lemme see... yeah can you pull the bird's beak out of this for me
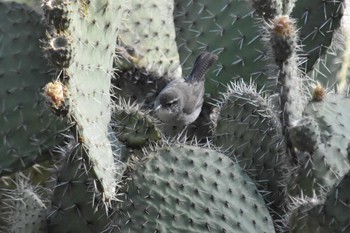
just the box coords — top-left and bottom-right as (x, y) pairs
(154, 105), (161, 111)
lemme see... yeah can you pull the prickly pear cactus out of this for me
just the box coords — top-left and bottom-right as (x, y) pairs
(287, 170), (350, 233)
(214, 81), (290, 221)
(2, 0), (42, 13)
(289, 93), (350, 196)
(115, 145), (276, 233)
(292, 0), (345, 73)
(43, 0), (129, 202)
(2, 0), (350, 232)
(113, 0), (182, 108)
(0, 179), (48, 233)
(112, 100), (161, 148)
(174, 0), (269, 98)
(116, 0), (182, 78)
(0, 1), (65, 176)
(47, 141), (114, 233)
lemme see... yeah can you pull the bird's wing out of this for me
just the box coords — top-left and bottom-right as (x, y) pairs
(182, 82), (205, 114)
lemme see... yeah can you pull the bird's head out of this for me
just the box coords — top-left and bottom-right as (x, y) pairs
(154, 89), (183, 122)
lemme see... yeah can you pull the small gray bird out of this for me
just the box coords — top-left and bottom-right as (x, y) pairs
(154, 52), (218, 125)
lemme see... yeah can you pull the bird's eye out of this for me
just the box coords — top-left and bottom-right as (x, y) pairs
(165, 102), (173, 107)
(169, 98), (178, 104)
(166, 99), (178, 107)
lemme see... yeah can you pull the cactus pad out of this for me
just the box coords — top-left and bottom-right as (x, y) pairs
(43, 0), (129, 201)
(0, 2), (65, 176)
(115, 145), (275, 233)
(214, 81), (290, 219)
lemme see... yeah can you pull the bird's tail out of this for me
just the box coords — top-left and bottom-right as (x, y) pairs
(187, 52), (218, 82)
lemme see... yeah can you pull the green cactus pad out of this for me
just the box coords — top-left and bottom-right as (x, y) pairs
(251, 0), (282, 20)
(47, 142), (113, 233)
(289, 117), (320, 153)
(0, 2), (65, 176)
(322, 172), (350, 232)
(2, 0), (42, 13)
(288, 171), (350, 233)
(174, 0), (269, 100)
(287, 151), (318, 197)
(286, 196), (324, 233)
(115, 145), (275, 233)
(307, 31), (346, 90)
(116, 0), (181, 78)
(298, 93), (350, 193)
(112, 101), (161, 148)
(267, 15), (306, 125)
(292, 0), (344, 73)
(113, 0), (181, 108)
(1, 181), (48, 233)
(43, 0), (129, 201)
(214, 81), (290, 219)
(290, 93), (350, 196)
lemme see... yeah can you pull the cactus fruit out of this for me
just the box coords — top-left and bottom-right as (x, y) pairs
(43, 81), (67, 110)
(115, 145), (276, 233)
(0, 1), (66, 176)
